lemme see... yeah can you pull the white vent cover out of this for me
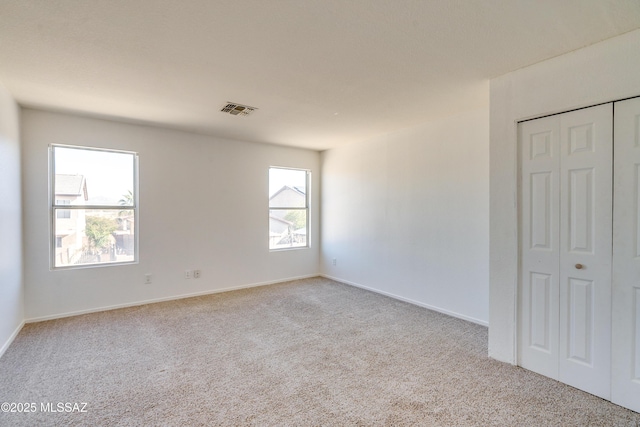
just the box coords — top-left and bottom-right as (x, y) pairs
(220, 102), (257, 116)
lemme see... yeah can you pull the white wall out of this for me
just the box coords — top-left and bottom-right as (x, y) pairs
(22, 109), (320, 320)
(0, 83), (23, 356)
(490, 29), (640, 363)
(321, 108), (490, 325)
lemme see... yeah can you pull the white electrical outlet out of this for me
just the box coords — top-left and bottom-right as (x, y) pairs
(193, 270), (201, 279)
(185, 270), (192, 279)
(145, 274), (152, 284)
(332, 258), (337, 266)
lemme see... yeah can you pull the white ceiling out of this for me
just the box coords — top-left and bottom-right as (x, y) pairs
(1, 1), (639, 151)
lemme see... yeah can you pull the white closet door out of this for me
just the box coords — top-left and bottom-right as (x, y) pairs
(519, 115), (560, 380)
(558, 104), (612, 400)
(520, 103), (612, 400)
(612, 97), (640, 412)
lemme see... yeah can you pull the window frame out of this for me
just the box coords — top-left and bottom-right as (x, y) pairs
(268, 166), (310, 251)
(49, 144), (139, 270)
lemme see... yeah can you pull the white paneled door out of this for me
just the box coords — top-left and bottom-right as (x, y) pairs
(519, 114), (560, 381)
(612, 97), (640, 413)
(519, 103), (613, 400)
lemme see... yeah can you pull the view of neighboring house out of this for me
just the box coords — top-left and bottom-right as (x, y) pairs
(114, 213), (135, 258)
(54, 174), (88, 265)
(269, 185), (307, 248)
(54, 174), (135, 266)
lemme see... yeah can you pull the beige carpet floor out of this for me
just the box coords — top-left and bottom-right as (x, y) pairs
(0, 277), (638, 426)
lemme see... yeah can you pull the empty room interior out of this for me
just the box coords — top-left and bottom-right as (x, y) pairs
(2, 1), (640, 425)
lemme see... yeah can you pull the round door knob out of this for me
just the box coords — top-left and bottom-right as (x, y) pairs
(575, 263), (584, 270)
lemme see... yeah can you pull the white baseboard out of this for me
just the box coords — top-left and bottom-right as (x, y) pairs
(23, 273), (487, 328)
(25, 274), (319, 324)
(0, 320), (25, 359)
(321, 274), (489, 327)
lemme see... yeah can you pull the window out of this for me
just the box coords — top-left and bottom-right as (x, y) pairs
(56, 199), (71, 218)
(269, 167), (309, 250)
(50, 145), (138, 268)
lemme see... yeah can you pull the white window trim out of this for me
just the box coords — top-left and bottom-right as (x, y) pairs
(49, 144), (140, 270)
(269, 166), (310, 251)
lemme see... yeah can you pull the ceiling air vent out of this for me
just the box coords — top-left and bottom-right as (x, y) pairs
(220, 102), (257, 117)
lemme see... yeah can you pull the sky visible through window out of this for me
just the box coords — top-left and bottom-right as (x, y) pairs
(269, 167), (306, 197)
(54, 146), (134, 205)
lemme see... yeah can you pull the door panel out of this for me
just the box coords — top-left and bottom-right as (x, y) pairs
(567, 277), (593, 364)
(531, 172), (552, 250)
(568, 168), (594, 253)
(530, 272), (552, 351)
(519, 116), (560, 379)
(612, 97), (640, 412)
(558, 104), (612, 400)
